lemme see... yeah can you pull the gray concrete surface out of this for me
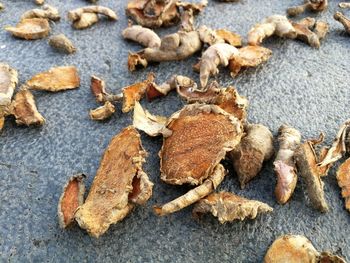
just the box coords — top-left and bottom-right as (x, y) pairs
(0, 0), (349, 262)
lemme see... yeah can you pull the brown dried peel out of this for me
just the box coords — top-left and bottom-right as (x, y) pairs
(215, 29), (242, 47)
(89, 101), (116, 121)
(334, 12), (350, 35)
(68, 6), (117, 29)
(154, 163), (226, 216)
(336, 158), (350, 212)
(192, 192), (273, 223)
(21, 4), (60, 21)
(274, 125), (301, 204)
(0, 63), (18, 107)
(58, 174), (86, 229)
(49, 34), (76, 54)
(122, 25), (161, 48)
(230, 123), (274, 189)
(74, 126), (153, 238)
(287, 0), (328, 17)
(146, 75), (177, 100)
(90, 75), (123, 103)
(5, 18), (50, 40)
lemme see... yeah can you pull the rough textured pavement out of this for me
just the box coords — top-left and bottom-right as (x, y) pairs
(0, 0), (350, 262)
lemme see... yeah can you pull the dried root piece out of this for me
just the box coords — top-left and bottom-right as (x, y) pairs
(229, 46), (272, 77)
(74, 126), (153, 238)
(336, 158), (350, 212)
(198, 25), (224, 46)
(274, 125), (301, 204)
(215, 29), (242, 47)
(154, 164), (226, 216)
(57, 174), (85, 229)
(0, 64), (18, 106)
(339, 2), (350, 9)
(68, 6), (117, 29)
(199, 43), (238, 88)
(334, 12), (350, 35)
(193, 192), (273, 223)
(49, 34), (76, 54)
(160, 104), (243, 185)
(291, 18), (320, 48)
(248, 15), (297, 46)
(73, 13), (99, 29)
(90, 75), (123, 103)
(294, 134), (329, 212)
(5, 18), (50, 40)
(122, 25), (161, 48)
(314, 20), (329, 41)
(176, 0), (208, 14)
(180, 9), (194, 32)
(89, 101), (115, 121)
(35, 0), (44, 5)
(230, 124), (274, 189)
(10, 89), (45, 126)
(21, 4), (60, 21)
(287, 0), (328, 17)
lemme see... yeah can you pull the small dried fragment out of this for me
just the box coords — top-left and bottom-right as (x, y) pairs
(291, 18), (320, 48)
(248, 15), (297, 46)
(334, 12), (350, 34)
(122, 25), (161, 48)
(198, 25), (224, 46)
(146, 75), (177, 100)
(294, 134), (329, 212)
(193, 192), (273, 223)
(199, 43), (239, 88)
(25, 66), (80, 92)
(128, 53), (148, 71)
(336, 158), (350, 212)
(89, 101), (115, 121)
(35, 0), (44, 5)
(72, 13), (99, 30)
(287, 0), (328, 17)
(57, 174), (86, 229)
(5, 18), (50, 40)
(314, 20), (329, 41)
(90, 75), (123, 103)
(180, 9), (194, 32)
(74, 126), (153, 238)
(215, 29), (242, 47)
(21, 4), (60, 21)
(176, 0), (208, 14)
(339, 2), (350, 9)
(230, 124), (274, 189)
(49, 34), (76, 54)
(68, 6), (117, 29)
(154, 164), (226, 216)
(274, 125), (301, 204)
(0, 64), (18, 106)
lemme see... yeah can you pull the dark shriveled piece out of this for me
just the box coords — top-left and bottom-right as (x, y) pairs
(5, 18), (50, 40)
(49, 34), (76, 54)
(336, 158), (350, 212)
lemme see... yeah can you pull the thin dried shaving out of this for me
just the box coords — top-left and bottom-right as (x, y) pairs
(89, 101), (116, 121)
(21, 4), (60, 21)
(122, 25), (161, 48)
(336, 158), (350, 212)
(90, 75), (123, 103)
(0, 63), (18, 106)
(5, 18), (50, 40)
(215, 29), (242, 47)
(49, 34), (76, 54)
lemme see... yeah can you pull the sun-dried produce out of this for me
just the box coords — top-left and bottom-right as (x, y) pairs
(90, 75), (123, 103)
(89, 101), (116, 121)
(35, 0), (44, 5)
(336, 158), (350, 212)
(193, 192), (273, 223)
(314, 20), (329, 41)
(339, 2), (350, 8)
(5, 18), (50, 40)
(160, 104), (243, 185)
(229, 45), (272, 77)
(230, 124), (274, 189)
(49, 34), (76, 54)
(68, 6), (117, 30)
(198, 25), (224, 46)
(294, 134), (329, 212)
(176, 0), (207, 14)
(287, 0), (328, 17)
(25, 66), (80, 92)
(291, 18), (320, 48)
(57, 174), (86, 229)
(154, 164), (226, 216)
(122, 25), (161, 48)
(0, 64), (18, 107)
(74, 126), (153, 238)
(146, 75), (177, 100)
(215, 29), (242, 47)
(199, 43), (238, 88)
(274, 125), (301, 204)
(21, 4), (60, 21)
(180, 9), (194, 32)
(334, 12), (350, 34)
(248, 15), (297, 46)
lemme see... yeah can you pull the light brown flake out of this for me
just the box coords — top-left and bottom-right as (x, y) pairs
(89, 101), (116, 121)
(215, 29), (242, 47)
(5, 18), (50, 40)
(90, 75), (123, 103)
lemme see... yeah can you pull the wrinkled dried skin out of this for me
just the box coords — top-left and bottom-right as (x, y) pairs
(314, 21), (329, 40)
(154, 164), (226, 216)
(21, 4), (60, 21)
(89, 101), (115, 121)
(287, 0), (328, 17)
(49, 34), (76, 54)
(292, 20), (320, 48)
(73, 13), (99, 29)
(25, 66), (80, 92)
(128, 52), (148, 71)
(122, 25), (161, 48)
(198, 25), (224, 46)
(274, 125), (301, 204)
(200, 43), (238, 88)
(10, 89), (45, 126)
(160, 104), (243, 185)
(230, 124), (274, 189)
(74, 127), (153, 238)
(5, 18), (50, 40)
(295, 135), (329, 212)
(68, 6), (117, 22)
(336, 158), (350, 212)
(229, 46), (272, 77)
(334, 12), (350, 34)
(0, 64), (18, 106)
(57, 174), (85, 229)
(215, 29), (242, 47)
(193, 192), (273, 223)
(128, 170), (154, 205)
(339, 2), (350, 9)
(90, 75), (123, 103)
(176, 0), (208, 14)
(180, 9), (194, 32)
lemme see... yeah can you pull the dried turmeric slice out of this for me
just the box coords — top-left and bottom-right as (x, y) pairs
(5, 18), (50, 40)
(336, 158), (350, 212)
(0, 63), (18, 106)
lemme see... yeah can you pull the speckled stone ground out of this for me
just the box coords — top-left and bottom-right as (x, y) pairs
(0, 0), (349, 262)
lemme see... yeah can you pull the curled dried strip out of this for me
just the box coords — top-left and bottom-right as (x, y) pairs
(25, 66), (80, 92)
(198, 25), (224, 46)
(199, 43), (238, 88)
(5, 18), (50, 40)
(90, 75), (123, 103)
(68, 6), (117, 29)
(57, 174), (86, 229)
(89, 101), (115, 121)
(146, 75), (177, 100)
(21, 4), (60, 21)
(193, 192), (273, 223)
(75, 126), (153, 238)
(274, 125), (301, 204)
(0, 64), (18, 106)
(295, 134), (329, 212)
(334, 12), (350, 34)
(291, 18), (320, 48)
(336, 158), (350, 212)
(339, 2), (350, 8)
(122, 25), (161, 48)
(230, 124), (274, 189)
(215, 29), (242, 47)
(154, 164), (226, 216)
(248, 15), (297, 46)
(49, 34), (76, 54)
(287, 0), (328, 17)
